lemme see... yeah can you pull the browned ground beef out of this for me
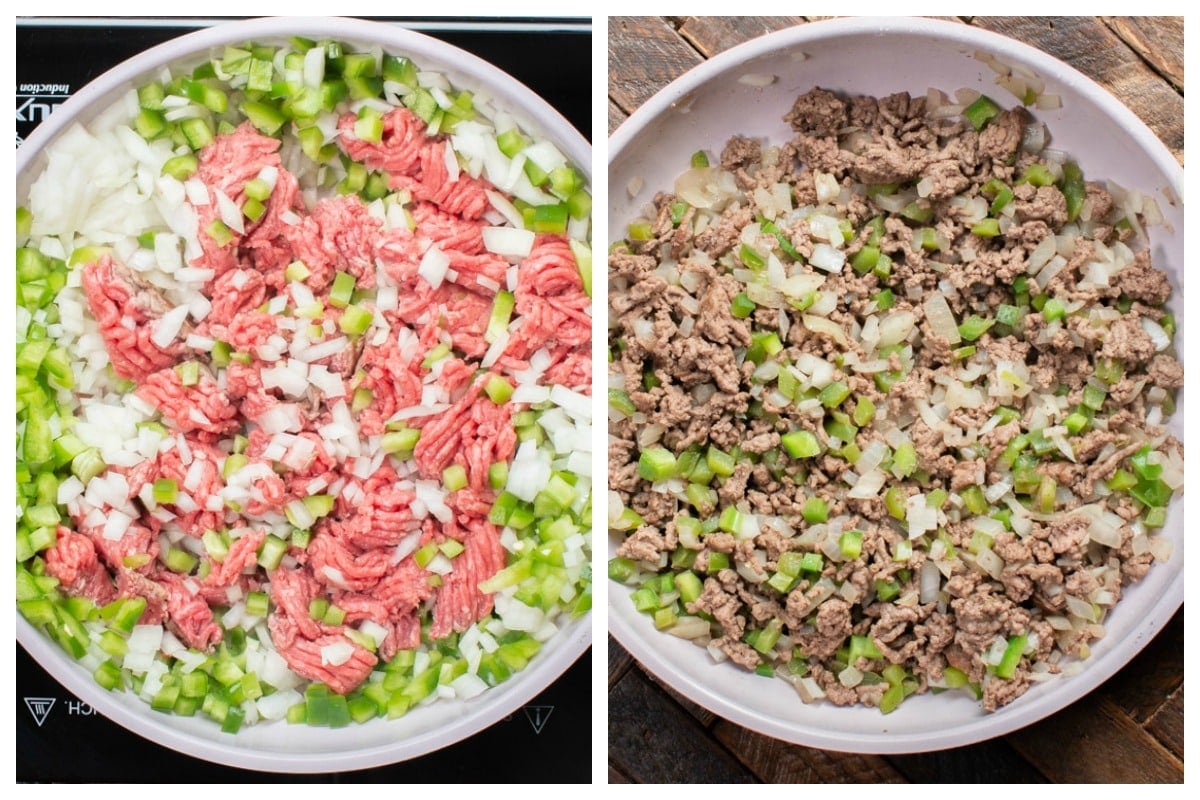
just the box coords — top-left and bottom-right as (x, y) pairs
(609, 86), (1182, 713)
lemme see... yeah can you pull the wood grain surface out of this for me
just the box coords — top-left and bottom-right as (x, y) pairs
(1103, 16), (1185, 91)
(607, 16), (1184, 784)
(968, 16), (1183, 162)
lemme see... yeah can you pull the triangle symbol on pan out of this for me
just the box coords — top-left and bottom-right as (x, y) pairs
(523, 704), (554, 734)
(24, 696), (56, 727)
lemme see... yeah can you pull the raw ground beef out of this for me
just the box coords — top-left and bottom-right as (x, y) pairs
(57, 103), (589, 698)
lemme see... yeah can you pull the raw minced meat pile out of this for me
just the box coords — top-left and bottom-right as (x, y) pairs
(17, 38), (592, 731)
(608, 86), (1181, 713)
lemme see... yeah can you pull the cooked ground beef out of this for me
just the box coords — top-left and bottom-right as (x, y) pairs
(610, 86), (1181, 714)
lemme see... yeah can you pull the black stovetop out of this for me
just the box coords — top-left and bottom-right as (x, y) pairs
(15, 16), (591, 783)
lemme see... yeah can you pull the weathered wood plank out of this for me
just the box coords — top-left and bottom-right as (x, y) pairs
(608, 635), (634, 690)
(713, 721), (907, 783)
(609, 667), (757, 783)
(1004, 696), (1182, 783)
(886, 739), (1049, 783)
(608, 16), (703, 117)
(1102, 17), (1184, 91)
(969, 16), (1183, 160)
(1095, 608), (1183, 724)
(609, 97), (628, 135)
(677, 16), (808, 59)
(1145, 686), (1183, 760)
(608, 765), (631, 784)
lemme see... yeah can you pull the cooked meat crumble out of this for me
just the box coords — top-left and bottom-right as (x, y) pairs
(608, 87), (1182, 713)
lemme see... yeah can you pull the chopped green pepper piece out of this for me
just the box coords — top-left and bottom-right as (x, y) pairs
(637, 447), (677, 482)
(730, 293), (756, 319)
(781, 430), (821, 459)
(1060, 161), (1086, 222)
(958, 315), (994, 342)
(1018, 163), (1055, 187)
(971, 218), (1001, 237)
(963, 94), (1002, 130)
(996, 634), (1028, 679)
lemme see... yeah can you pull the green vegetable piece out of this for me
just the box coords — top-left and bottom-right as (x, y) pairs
(165, 547), (198, 574)
(1130, 445), (1162, 481)
(567, 189), (592, 221)
(963, 94), (1002, 130)
(927, 488), (949, 509)
(690, 150), (709, 168)
(338, 304), (373, 336)
(1143, 506), (1167, 528)
(851, 245), (880, 275)
(745, 331), (782, 364)
(914, 227), (941, 251)
(971, 218), (1001, 237)
(875, 580), (901, 602)
(256, 534), (289, 571)
(329, 271), (356, 309)
(996, 304), (1023, 328)
(852, 396), (876, 427)
(960, 485), (988, 516)
(180, 117), (214, 149)
(1061, 161), (1086, 222)
(152, 478), (178, 505)
(175, 361), (200, 386)
(383, 54), (419, 87)
(531, 203), (568, 234)
(996, 634), (1028, 679)
(675, 571), (703, 604)
(705, 446), (736, 478)
(800, 552), (824, 573)
(1018, 163), (1055, 187)
(901, 201), (933, 224)
(759, 217), (804, 261)
(354, 107), (384, 143)
(781, 430), (821, 459)
(206, 219), (234, 247)
(669, 201), (689, 226)
(739, 243), (765, 270)
(891, 442), (917, 478)
(958, 315), (994, 342)
(819, 381), (851, 409)
(730, 293), (756, 319)
(637, 447), (677, 482)
(801, 497), (828, 524)
(880, 683), (906, 714)
(839, 530), (863, 559)
(718, 506), (743, 534)
(442, 464), (468, 492)
(1063, 411), (1090, 436)
(687, 551), (723, 579)
(990, 186), (1014, 215)
(776, 552), (805, 578)
(135, 108), (168, 140)
(138, 81), (166, 110)
(548, 165), (583, 200)
(496, 128), (530, 159)
(1036, 475), (1057, 514)
(242, 197), (266, 222)
(247, 57), (274, 92)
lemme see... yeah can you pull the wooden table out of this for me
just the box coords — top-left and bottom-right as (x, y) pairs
(607, 16), (1183, 784)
